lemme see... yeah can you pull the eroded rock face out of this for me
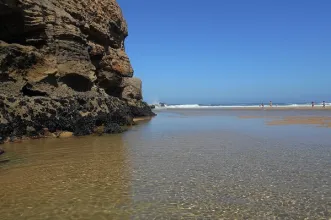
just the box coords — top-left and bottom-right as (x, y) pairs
(121, 77), (143, 101)
(0, 0), (154, 141)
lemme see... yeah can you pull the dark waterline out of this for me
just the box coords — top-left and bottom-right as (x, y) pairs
(0, 110), (330, 219)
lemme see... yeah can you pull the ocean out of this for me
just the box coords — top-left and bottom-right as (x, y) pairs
(153, 102), (331, 109)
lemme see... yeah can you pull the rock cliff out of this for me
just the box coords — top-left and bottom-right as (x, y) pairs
(0, 0), (154, 142)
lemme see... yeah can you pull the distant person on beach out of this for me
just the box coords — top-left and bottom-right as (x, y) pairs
(312, 101), (315, 108)
(261, 103), (264, 108)
(323, 101), (326, 108)
(269, 101), (272, 107)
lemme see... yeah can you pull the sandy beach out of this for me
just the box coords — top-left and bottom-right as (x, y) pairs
(157, 106), (331, 128)
(239, 115), (331, 127)
(267, 116), (331, 127)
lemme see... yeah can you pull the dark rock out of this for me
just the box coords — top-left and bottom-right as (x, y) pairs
(129, 100), (157, 117)
(0, 94), (154, 140)
(104, 123), (126, 134)
(73, 115), (96, 136)
(26, 126), (38, 137)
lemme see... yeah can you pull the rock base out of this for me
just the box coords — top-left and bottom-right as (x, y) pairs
(0, 94), (155, 143)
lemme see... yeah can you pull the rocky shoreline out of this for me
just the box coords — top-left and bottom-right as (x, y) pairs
(0, 0), (155, 147)
(0, 94), (154, 144)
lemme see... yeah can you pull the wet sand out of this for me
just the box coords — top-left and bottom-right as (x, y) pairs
(267, 116), (331, 127)
(133, 116), (154, 123)
(0, 109), (330, 219)
(239, 115), (331, 127)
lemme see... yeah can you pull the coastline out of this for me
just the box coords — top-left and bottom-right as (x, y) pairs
(156, 107), (331, 128)
(154, 106), (331, 111)
(227, 106), (331, 110)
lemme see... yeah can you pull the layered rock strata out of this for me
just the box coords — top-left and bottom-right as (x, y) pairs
(0, 0), (154, 142)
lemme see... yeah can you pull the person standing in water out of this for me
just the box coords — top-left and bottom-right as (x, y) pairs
(269, 101), (272, 107)
(323, 101), (326, 108)
(312, 101), (315, 108)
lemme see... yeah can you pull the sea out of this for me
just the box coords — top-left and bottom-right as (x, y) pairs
(153, 102), (331, 109)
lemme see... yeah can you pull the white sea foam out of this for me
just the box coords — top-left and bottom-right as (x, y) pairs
(152, 102), (330, 109)
(154, 104), (261, 109)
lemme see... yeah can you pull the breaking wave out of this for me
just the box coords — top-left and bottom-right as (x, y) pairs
(152, 102), (331, 109)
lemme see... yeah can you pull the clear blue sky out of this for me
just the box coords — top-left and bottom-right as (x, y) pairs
(117, 0), (331, 104)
